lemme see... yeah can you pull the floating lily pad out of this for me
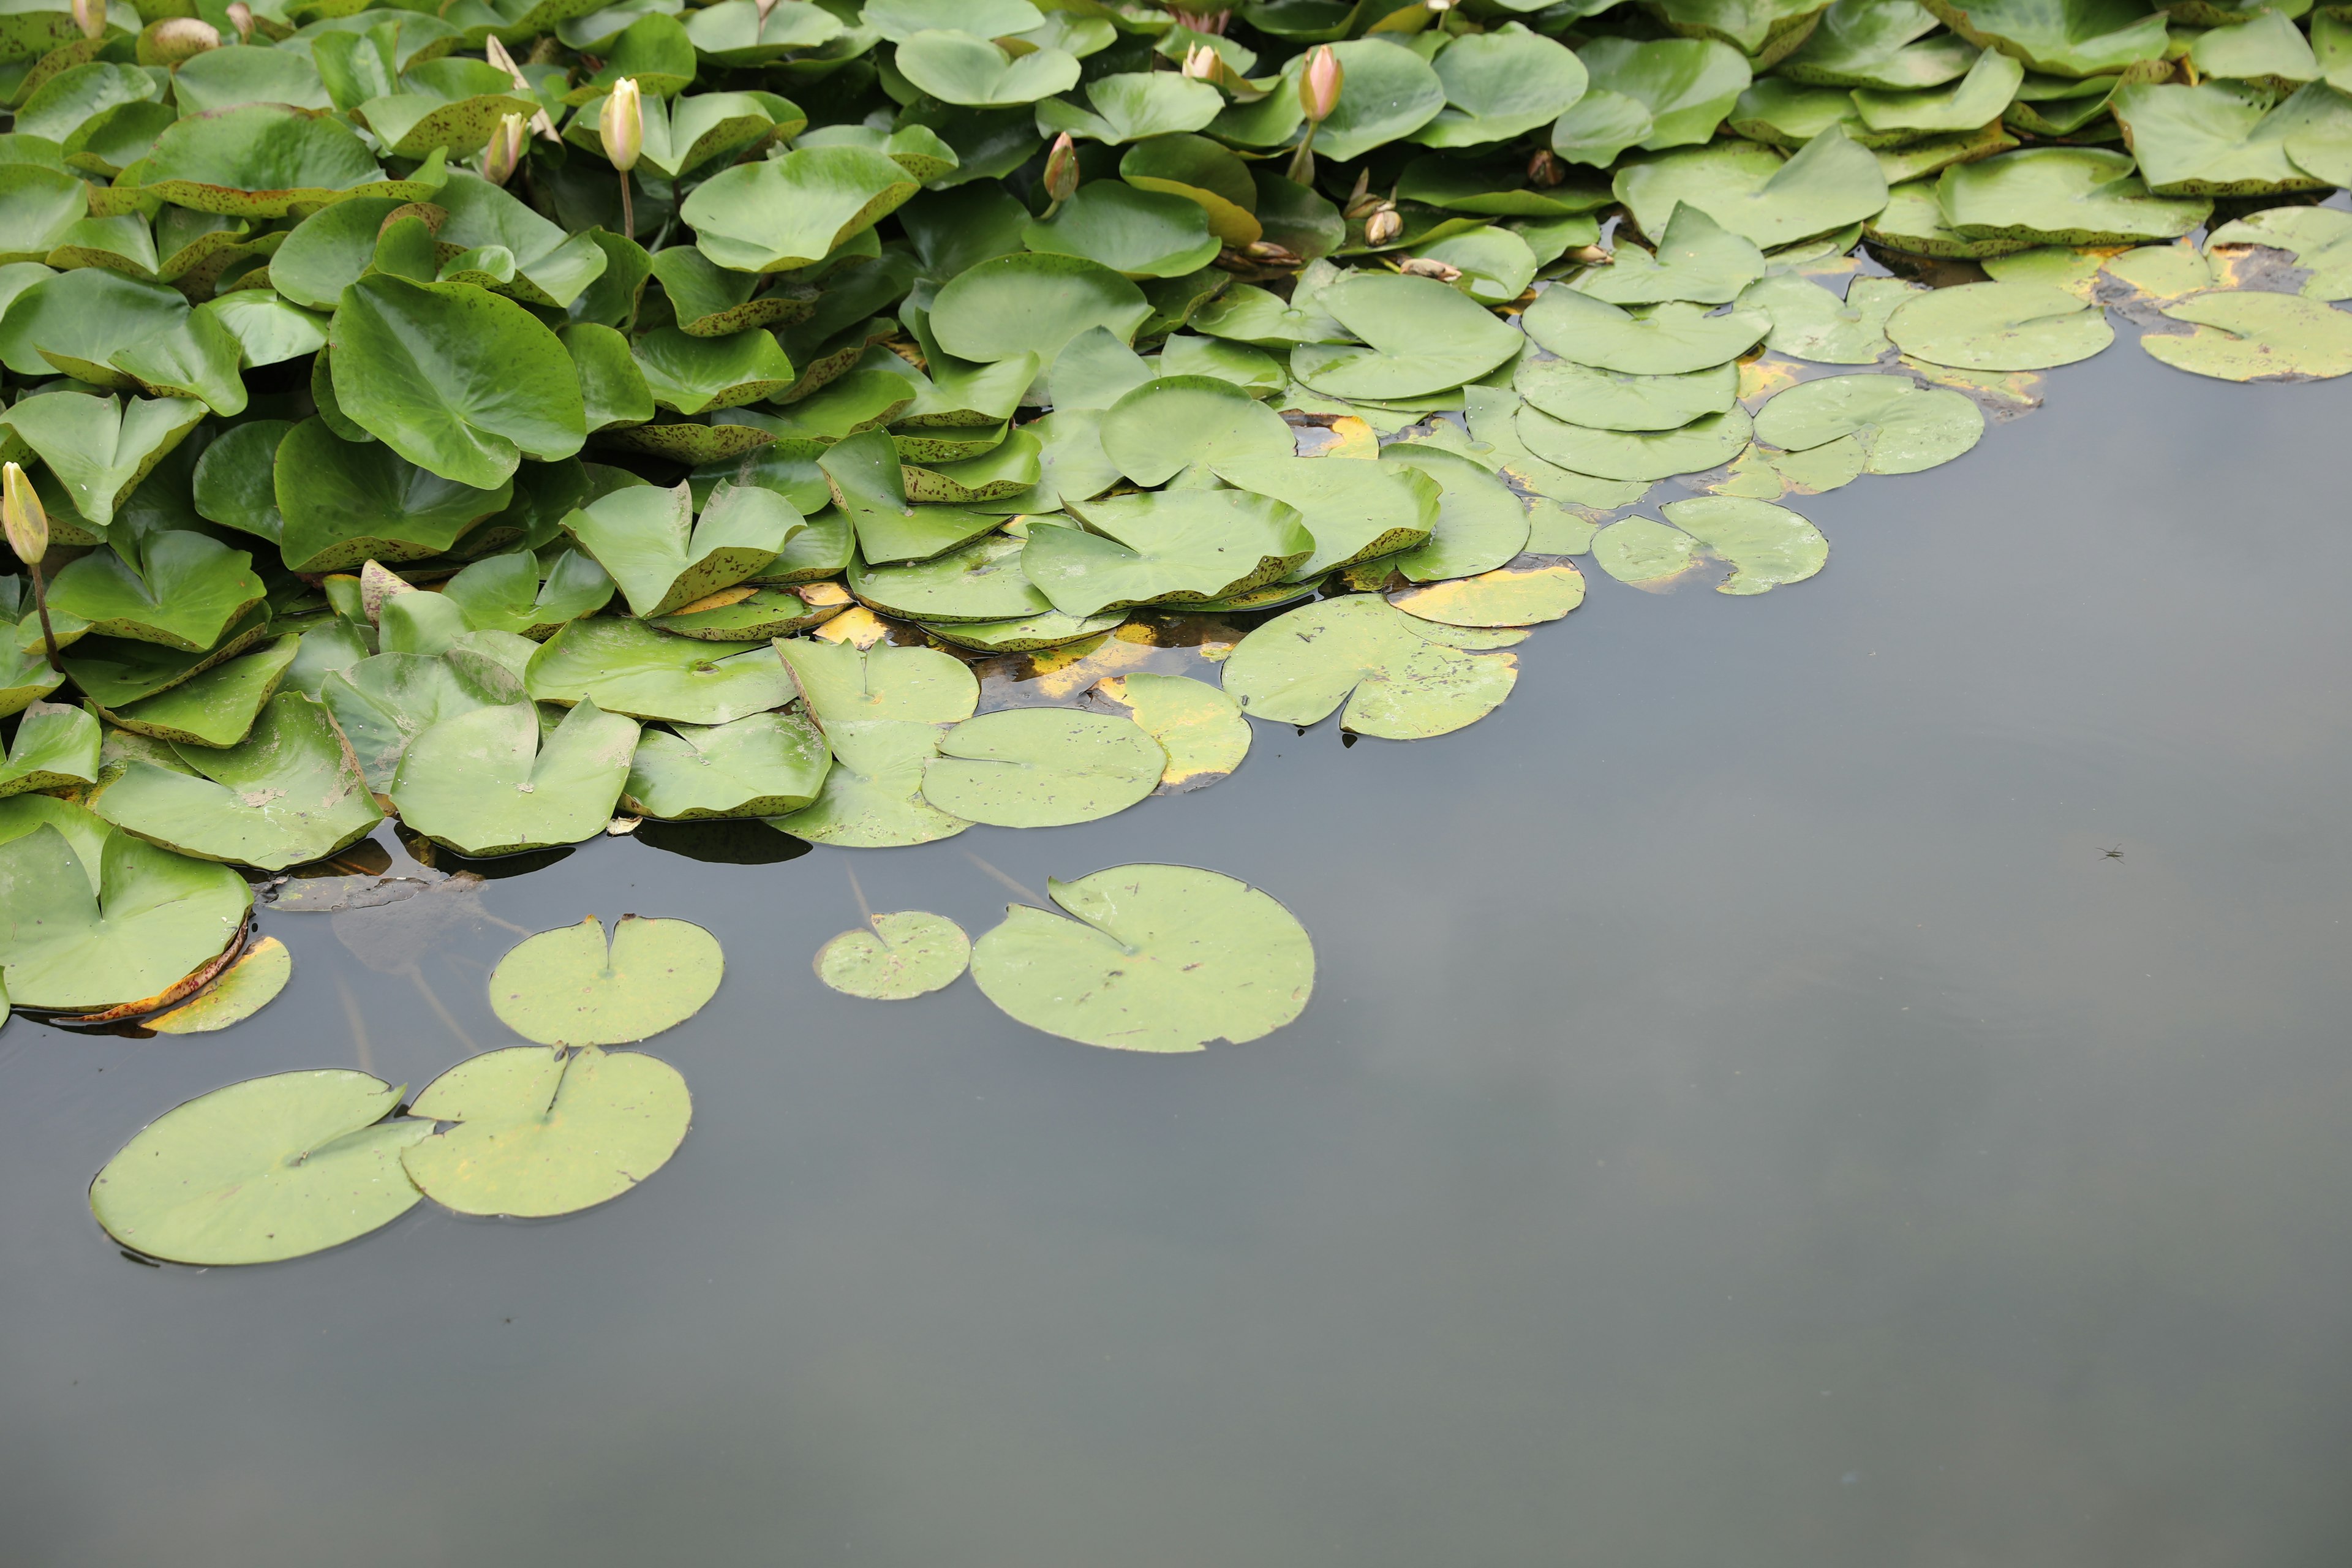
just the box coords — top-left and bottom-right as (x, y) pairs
(848, 530), (1049, 624)
(816, 911), (970, 1000)
(1517, 403), (1755, 481)
(1579, 36), (1754, 151)
(970, 864), (1313, 1052)
(1097, 375), (1295, 486)
(777, 635), (978, 726)
(0, 390), (205, 531)
(46, 529), (264, 653)
(2205, 205), (2352, 301)
(1376, 445), (1534, 581)
(2141, 290), (2352, 381)
(682, 146), (919, 274)
(1738, 272), (1918, 361)
(2109, 80), (2348, 197)
(1614, 128), (1889, 249)
(391, 699), (639, 858)
(0, 818), (250, 1011)
(1390, 560), (1587, 627)
(1221, 592), (1517, 739)
(565, 480), (797, 617)
(0, 702), (100, 797)
(1937, 146), (2211, 244)
(489, 913), (722, 1046)
(1212, 454), (1442, 579)
(623, 710), (830, 818)
(1517, 356), (1741, 431)
(1039, 69), (1226, 145)
(1418, 28), (1591, 149)
(1580, 203), (1765, 306)
(1085, 673), (1250, 791)
(402, 1043), (692, 1218)
(442, 549), (615, 639)
(1030, 489), (1313, 616)
(526, 617), (792, 725)
(1884, 278), (2113, 368)
(1784, 0), (1982, 89)
(928, 251), (1150, 368)
(1592, 514), (1704, 585)
(89, 1069), (426, 1265)
(1754, 372), (1985, 473)
(766, 718), (969, 847)
(1022, 179), (1220, 279)
(1289, 270), (1525, 398)
(1923, 0), (2168, 78)
(1523, 286), (1771, 374)
(1659, 494), (1829, 592)
(922, 707), (1163, 827)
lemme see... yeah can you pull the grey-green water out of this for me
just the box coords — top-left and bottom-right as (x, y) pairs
(7, 335), (2352, 1564)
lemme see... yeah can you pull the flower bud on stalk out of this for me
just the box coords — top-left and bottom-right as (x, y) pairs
(71, 0), (103, 40)
(481, 112), (525, 186)
(601, 77), (643, 236)
(1041, 131), (1078, 217)
(148, 17), (219, 62)
(225, 1), (252, 41)
(1289, 45), (1341, 184)
(1363, 207), (1402, 246)
(2, 464), (60, 673)
(1182, 42), (1217, 80)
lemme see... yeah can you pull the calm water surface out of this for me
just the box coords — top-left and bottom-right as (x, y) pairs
(6, 331), (2352, 1566)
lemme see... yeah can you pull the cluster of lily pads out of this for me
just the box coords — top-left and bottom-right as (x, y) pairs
(0, 0), (2345, 1256)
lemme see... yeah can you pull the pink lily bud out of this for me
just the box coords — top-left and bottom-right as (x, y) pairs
(600, 77), (643, 174)
(1, 463), (47, 567)
(481, 112), (525, 186)
(1300, 45), (1341, 124)
(1042, 131), (1079, 205)
(70, 0), (103, 40)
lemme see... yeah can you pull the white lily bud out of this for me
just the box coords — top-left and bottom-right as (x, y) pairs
(71, 0), (104, 40)
(225, 1), (252, 40)
(600, 77), (643, 174)
(2, 463), (47, 567)
(481, 112), (525, 186)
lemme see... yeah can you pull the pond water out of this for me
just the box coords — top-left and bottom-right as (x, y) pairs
(8, 325), (2352, 1566)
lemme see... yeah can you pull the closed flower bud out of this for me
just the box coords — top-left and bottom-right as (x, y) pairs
(225, 1), (252, 40)
(1182, 42), (1217, 80)
(1526, 148), (1565, 187)
(1363, 208), (1403, 246)
(71, 0), (103, 40)
(1300, 44), (1341, 123)
(147, 17), (219, 62)
(1042, 131), (1079, 204)
(2, 464), (48, 567)
(481, 112), (525, 186)
(600, 77), (643, 173)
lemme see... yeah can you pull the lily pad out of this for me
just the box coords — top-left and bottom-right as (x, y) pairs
(1099, 375), (1296, 486)
(1517, 356), (1741, 431)
(89, 1069), (426, 1265)
(1937, 145), (2210, 244)
(1579, 36), (1754, 150)
(1659, 494), (1829, 592)
(525, 618), (792, 725)
(1022, 180), (1221, 279)
(0, 817), (250, 1010)
(1220, 592), (1518, 740)
(1082, 673), (1251, 792)
(928, 251), (1150, 368)
(99, 633), (302, 749)
(489, 912), (722, 1046)
(273, 417), (513, 572)
(1883, 277), (2113, 368)
(922, 707), (1163, 827)
(1212, 454), (1442, 579)
(402, 1043), (692, 1218)
(2109, 80), (2352, 197)
(2140, 290), (2352, 380)
(1581, 203), (1765, 306)
(146, 934), (292, 1035)
(1029, 489), (1314, 616)
(1591, 514), (1704, 584)
(896, 29), (1079, 107)
(0, 390), (206, 530)
(1038, 69), (1226, 145)
(135, 104), (445, 217)
(1288, 270), (1525, 399)
(1524, 285), (1771, 374)
(1738, 271), (1918, 361)
(2205, 205), (2352, 301)
(970, 864), (1313, 1052)
(564, 480), (796, 618)
(682, 147), (919, 275)
(1755, 371), (1985, 474)
(622, 709), (830, 818)
(816, 910), (970, 1000)
(390, 698), (639, 857)
(765, 718), (968, 847)
(442, 548), (614, 639)
(1614, 127), (1890, 249)
(1418, 28), (1591, 149)
(1784, 0), (1982, 88)
(848, 530), (1049, 624)
(1517, 402), (1755, 481)
(46, 529), (263, 652)
(1390, 560), (1588, 627)
(819, 428), (1005, 565)
(0, 701), (99, 796)
(777, 635), (977, 726)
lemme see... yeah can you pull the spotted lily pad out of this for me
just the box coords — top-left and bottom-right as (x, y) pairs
(489, 913), (722, 1046)
(564, 480), (799, 617)
(765, 719), (969, 847)
(402, 1044), (692, 1217)
(1220, 592), (1518, 740)
(1098, 375), (1296, 486)
(1613, 128), (1890, 249)
(526, 618), (792, 725)
(144, 933), (292, 1035)
(816, 911), (971, 999)
(0, 703), (99, 797)
(1937, 146), (2211, 244)
(1085, 673), (1251, 791)
(1029, 489), (1314, 616)
(776, 635), (978, 726)
(921, 707), (1163, 827)
(2141, 291), (2352, 381)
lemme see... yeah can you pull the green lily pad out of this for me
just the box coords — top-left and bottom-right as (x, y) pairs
(2109, 80), (2351, 197)
(1516, 356), (1741, 431)
(765, 717), (969, 846)
(2141, 290), (2352, 380)
(1579, 36), (1754, 150)
(1922, 0), (2168, 77)
(137, 104), (447, 216)
(1523, 286), (1770, 373)
(928, 251), (1150, 368)
(1738, 271), (1919, 361)
(58, 606), (273, 710)
(442, 548), (615, 639)
(1851, 45), (2024, 140)
(0, 817), (249, 1010)
(1022, 180), (1221, 280)
(1191, 280), (1354, 348)
(563, 480), (797, 618)
(818, 428), (1005, 565)
(681, 147), (919, 275)
(390, 698), (639, 858)
(685, 0), (846, 65)
(622, 709), (830, 818)
(1083, 672), (1250, 791)
(816, 910), (970, 999)
(970, 863), (1313, 1052)
(777, 635), (977, 727)
(1099, 375), (1297, 486)
(402, 1043), (691, 1218)
(2206, 205), (2352, 301)
(432, 170), (616, 309)
(921, 707), (1163, 827)
(89, 1069), (426, 1265)
(1937, 145), (2211, 244)
(489, 912), (722, 1046)
(1120, 134), (1262, 245)
(902, 428), (1042, 503)
(631, 326), (796, 415)
(1417, 27), (1590, 149)
(0, 390), (205, 531)
(99, 633), (302, 748)
(272, 416), (513, 573)
(1884, 277), (2113, 368)
(1615, 127), (1890, 249)
(1754, 371), (1985, 474)
(1866, 173), (2033, 255)
(1387, 558), (1588, 627)
(1516, 402), (1755, 481)
(47, 529), (263, 652)
(90, 691), (382, 871)
(1028, 489), (1313, 616)
(848, 530), (1048, 623)
(564, 89), (800, 183)
(1288, 270), (1525, 398)
(895, 29), (1079, 107)
(525, 618), (792, 725)
(146, 933), (292, 1035)
(652, 584), (845, 640)
(1591, 514), (1704, 584)
(0, 701), (98, 796)
(1041, 69), (1225, 146)
(1212, 454), (1442, 579)
(1581, 203), (1765, 306)
(1784, 0), (1982, 88)
(1220, 591), (1518, 740)
(1659, 494), (1828, 592)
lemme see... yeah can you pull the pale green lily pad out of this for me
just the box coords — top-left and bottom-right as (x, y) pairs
(623, 710), (831, 818)
(145, 934), (292, 1035)
(777, 636), (977, 727)
(1937, 146), (2210, 245)
(1783, 0), (1982, 89)
(1099, 375), (1295, 486)
(1288, 271), (1525, 399)
(1884, 278), (2113, 368)
(894, 31), (1079, 108)
(0, 390), (206, 531)
(1613, 128), (1889, 249)
(1210, 454), (1442, 579)
(89, 1069), (426, 1265)
(0, 819), (251, 1011)
(489, 913), (722, 1046)
(924, 610), (1128, 653)
(565, 480), (797, 618)
(1865, 174), (2034, 256)
(1754, 372), (1985, 472)
(2141, 290), (2352, 380)
(1578, 36), (1754, 151)
(1517, 356), (1741, 431)
(526, 618), (792, 725)
(0, 701), (99, 796)
(403, 1044), (692, 1218)
(680, 146), (918, 274)
(766, 718), (969, 847)
(46, 530), (265, 653)
(631, 326), (797, 415)
(922, 707), (1163, 827)
(1417, 28), (1591, 149)
(1085, 673), (1250, 791)
(319, 646), (524, 792)
(1737, 273), (1919, 362)
(1581, 203), (1765, 306)
(1378, 445), (1534, 581)
(1038, 69), (1226, 145)
(442, 549), (616, 640)
(1390, 560), (1587, 627)
(816, 911), (970, 1000)
(1220, 592), (1517, 740)
(1922, 0), (2169, 77)
(2204, 206), (2352, 301)
(2108, 80), (2348, 197)
(1517, 403), (1755, 481)
(819, 428), (1005, 565)
(929, 251), (1150, 367)
(1852, 47), (2025, 139)
(970, 864), (1313, 1052)
(1030, 489), (1313, 616)
(1022, 180), (1220, 279)
(848, 530), (1050, 624)
(391, 699), (639, 858)
(1593, 515), (1704, 584)
(1523, 287), (1771, 374)
(1660, 494), (1829, 592)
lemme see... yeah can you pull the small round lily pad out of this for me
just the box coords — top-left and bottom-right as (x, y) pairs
(489, 914), (725, 1046)
(147, 935), (292, 1034)
(815, 911), (971, 999)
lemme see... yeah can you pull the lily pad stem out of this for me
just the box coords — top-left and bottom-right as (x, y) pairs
(26, 559), (58, 673)
(618, 170), (635, 241)
(1287, 126), (1317, 186)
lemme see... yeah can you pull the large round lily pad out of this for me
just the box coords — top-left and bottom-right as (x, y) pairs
(1884, 279), (2113, 369)
(1220, 592), (1518, 740)
(922, 707), (1164, 827)
(1753, 372), (1985, 472)
(402, 1044), (692, 1218)
(2141, 290), (2352, 381)
(1659, 496), (1830, 594)
(489, 913), (724, 1046)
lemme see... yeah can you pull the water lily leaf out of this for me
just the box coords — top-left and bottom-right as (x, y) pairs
(403, 1043), (690, 1218)
(561, 10), (696, 104)
(848, 530), (1049, 623)
(391, 698), (639, 857)
(47, 529), (263, 652)
(1581, 203), (1765, 305)
(1220, 591), (1517, 739)
(865, 0), (1042, 39)
(1037, 69), (1227, 145)
(2109, 80), (2352, 197)
(902, 428), (1041, 503)
(1592, 514), (1703, 584)
(929, 251), (1150, 368)
(0, 167), (89, 264)
(1850, 45), (2024, 140)
(525, 618), (791, 725)
(685, 0), (845, 65)
(1524, 286), (1771, 374)
(1072, 672), (1245, 791)
(776, 635), (976, 728)
(922, 706), (1163, 827)
(1022, 179), (1221, 279)
(1866, 172), (2032, 255)
(356, 67), (538, 162)
(652, 583), (844, 640)
(0, 701), (97, 796)
(319, 643), (526, 791)
(100, 634), (301, 748)
(1369, 445), (1534, 582)
(1188, 281), (1352, 349)
(58, 606), (272, 710)
(2141, 290), (2352, 380)
(1884, 277), (2113, 367)
(970, 863), (1313, 1052)
(0, 818), (249, 1009)
(1028, 489), (1313, 616)
(328, 271), (584, 491)
(622, 709), (829, 818)
(1783, 0), (1981, 87)
(1212, 454), (1442, 579)
(566, 89), (799, 182)
(1580, 36), (1752, 149)
(1292, 37), (1447, 161)
(1615, 127), (1888, 248)
(816, 428), (1004, 566)
(0, 390), (204, 530)
(270, 418), (502, 571)
(1416, 27), (1589, 149)
(564, 480), (796, 617)
(1754, 371), (1985, 470)
(2000, 65), (2119, 134)
(146, 933), (292, 1034)
(1922, 0), (2168, 77)
(2185, 9), (2315, 91)
(2205, 205), (2352, 300)
(431, 170), (612, 309)
(89, 1069), (425, 1265)
(765, 717), (968, 846)
(1660, 494), (1829, 592)
(1390, 558), (1588, 627)
(1551, 86), (1659, 167)
(1158, 333), (1285, 397)
(1937, 145), (2210, 244)
(816, 910), (969, 999)
(172, 42), (331, 115)
(488, 911), (720, 1046)
(682, 148), (919, 275)
(90, 691), (382, 870)
(1289, 270), (1524, 398)
(0, 266), (188, 385)
(895, 29), (1079, 107)
(1120, 134), (1261, 245)
(1517, 402), (1755, 481)
(137, 104), (447, 217)
(1737, 271), (1919, 361)
(1099, 375), (1295, 486)
(1517, 355), (1741, 430)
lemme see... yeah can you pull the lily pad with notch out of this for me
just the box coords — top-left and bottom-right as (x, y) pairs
(921, 707), (1163, 827)
(1660, 494), (1829, 592)
(1220, 592), (1518, 741)
(816, 911), (970, 1000)
(1027, 489), (1314, 617)
(1884, 277), (2113, 368)
(391, 698), (640, 858)
(1523, 286), (1771, 374)
(622, 709), (830, 818)
(0, 814), (251, 1011)
(488, 912), (722, 1046)
(402, 1043), (692, 1218)
(2140, 290), (2352, 380)
(526, 618), (792, 725)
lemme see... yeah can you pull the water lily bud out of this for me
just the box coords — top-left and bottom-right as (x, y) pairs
(1526, 148), (1565, 187)
(71, 0), (103, 40)
(1042, 132), (1079, 205)
(225, 1), (252, 40)
(1363, 208), (1403, 246)
(148, 17), (219, 61)
(1300, 45), (1341, 124)
(600, 77), (643, 173)
(481, 112), (525, 186)
(358, 560), (415, 625)
(1427, 0), (1454, 10)
(1398, 256), (1461, 281)
(2, 464), (47, 567)
(1182, 42), (1218, 80)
